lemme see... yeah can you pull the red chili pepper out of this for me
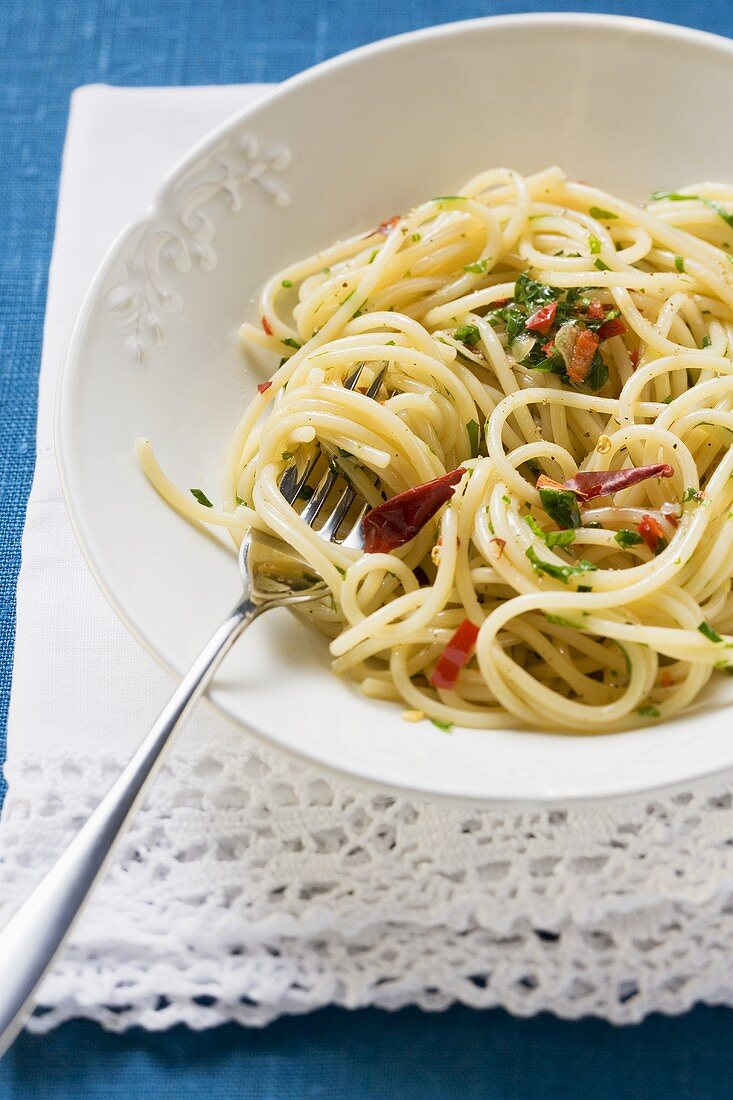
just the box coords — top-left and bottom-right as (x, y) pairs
(638, 513), (667, 554)
(490, 537), (506, 557)
(430, 618), (480, 690)
(525, 301), (557, 334)
(490, 298), (511, 309)
(376, 215), (401, 235)
(597, 318), (627, 341)
(542, 339), (555, 355)
(361, 468), (466, 553)
(567, 329), (600, 383)
(563, 463), (674, 501)
(257, 381), (272, 395)
(537, 473), (582, 496)
(261, 316), (273, 336)
(587, 298), (604, 320)
(630, 349), (639, 369)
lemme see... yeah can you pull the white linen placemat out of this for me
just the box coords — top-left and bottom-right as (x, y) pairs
(4, 84), (733, 1032)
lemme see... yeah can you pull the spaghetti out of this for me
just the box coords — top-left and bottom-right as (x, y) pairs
(137, 166), (733, 733)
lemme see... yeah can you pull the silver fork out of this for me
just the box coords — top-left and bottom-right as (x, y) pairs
(0, 364), (385, 1055)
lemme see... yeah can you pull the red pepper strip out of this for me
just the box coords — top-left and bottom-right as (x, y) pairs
(597, 318), (627, 341)
(257, 381), (272, 394)
(376, 215), (401, 235)
(630, 349), (639, 369)
(542, 339), (555, 355)
(638, 513), (667, 553)
(525, 301), (557, 334)
(587, 298), (604, 320)
(361, 468), (466, 554)
(536, 473), (589, 499)
(563, 463), (674, 501)
(567, 329), (600, 383)
(261, 316), (273, 336)
(430, 618), (480, 690)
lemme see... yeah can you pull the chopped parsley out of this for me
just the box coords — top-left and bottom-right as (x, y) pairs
(281, 451), (295, 461)
(637, 705), (661, 718)
(454, 323), (481, 347)
(682, 487), (704, 503)
(411, 232), (421, 242)
(430, 718), (454, 731)
(525, 545), (598, 584)
(526, 514), (577, 548)
(487, 276), (611, 392)
(589, 206), (618, 220)
(702, 335), (712, 348)
(368, 249), (379, 263)
(594, 258), (610, 272)
(539, 487), (582, 530)
(466, 419), (481, 457)
(588, 234), (602, 255)
(464, 258), (489, 275)
(698, 620), (723, 643)
(282, 337), (301, 349)
(190, 488), (213, 508)
(674, 256), (685, 273)
(614, 529), (644, 548)
(281, 278), (293, 287)
(235, 495), (246, 507)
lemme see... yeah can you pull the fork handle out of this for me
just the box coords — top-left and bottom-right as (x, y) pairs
(0, 594), (264, 1055)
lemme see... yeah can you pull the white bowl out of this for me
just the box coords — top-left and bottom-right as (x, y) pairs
(58, 14), (733, 805)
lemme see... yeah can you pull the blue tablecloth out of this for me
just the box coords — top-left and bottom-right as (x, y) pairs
(2, 1), (733, 1095)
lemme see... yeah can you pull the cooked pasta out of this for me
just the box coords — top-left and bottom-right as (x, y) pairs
(137, 165), (733, 733)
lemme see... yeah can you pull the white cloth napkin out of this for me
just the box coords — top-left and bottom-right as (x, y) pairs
(4, 85), (733, 1033)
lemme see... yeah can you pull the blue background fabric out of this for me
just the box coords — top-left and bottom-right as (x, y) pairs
(2, 1), (733, 1095)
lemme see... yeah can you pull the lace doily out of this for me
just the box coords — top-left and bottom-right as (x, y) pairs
(2, 745), (733, 1031)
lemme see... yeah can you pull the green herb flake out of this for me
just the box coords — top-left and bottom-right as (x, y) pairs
(702, 335), (712, 348)
(674, 256), (685, 273)
(525, 545), (598, 584)
(594, 258), (610, 272)
(466, 419), (480, 457)
(614, 529), (644, 548)
(235, 495), (246, 507)
(281, 278), (293, 287)
(577, 584), (593, 593)
(501, 494), (511, 505)
(281, 451), (295, 461)
(282, 337), (301, 349)
(682, 487), (704, 503)
(525, 514), (577, 547)
(190, 488), (213, 508)
(385, 339), (396, 346)
(637, 705), (661, 718)
(368, 249), (379, 263)
(539, 487), (582, 530)
(699, 620), (723, 643)
(589, 206), (618, 220)
(454, 323), (481, 347)
(588, 234), (602, 255)
(430, 718), (454, 732)
(432, 195), (463, 202)
(464, 258), (489, 275)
